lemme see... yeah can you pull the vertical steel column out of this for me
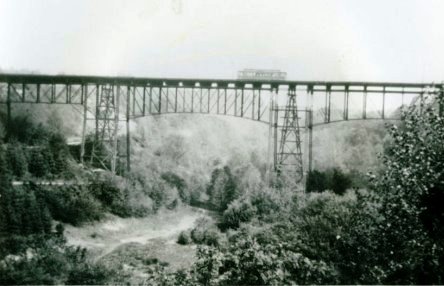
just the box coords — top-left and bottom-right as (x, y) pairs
(273, 87), (279, 170)
(363, 85), (367, 119)
(36, 83), (40, 103)
(158, 86), (162, 113)
(174, 87), (178, 113)
(94, 84), (100, 144)
(382, 86), (386, 119)
(252, 89), (256, 119)
(258, 89), (262, 120)
(266, 87), (275, 186)
(224, 88), (227, 115)
(307, 86), (314, 173)
(149, 86), (153, 114)
(80, 84), (88, 164)
(241, 88), (244, 117)
(199, 87), (203, 113)
(207, 88), (210, 113)
(182, 87), (186, 112)
(51, 84), (55, 103)
(234, 89), (238, 116)
(132, 85), (136, 116)
(142, 86), (146, 116)
(66, 84), (71, 104)
(191, 86), (194, 113)
(344, 85), (349, 120)
(22, 83), (26, 102)
(217, 88), (220, 114)
(165, 87), (169, 112)
(111, 85), (120, 174)
(325, 85), (330, 123)
(126, 85), (131, 173)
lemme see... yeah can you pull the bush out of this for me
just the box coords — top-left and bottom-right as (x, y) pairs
(306, 168), (352, 195)
(330, 168), (352, 195)
(221, 199), (256, 229)
(161, 172), (188, 203)
(0, 237), (113, 285)
(306, 170), (328, 192)
(190, 218), (222, 247)
(39, 185), (103, 226)
(177, 231), (192, 245)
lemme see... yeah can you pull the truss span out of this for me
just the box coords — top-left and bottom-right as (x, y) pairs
(0, 73), (442, 183)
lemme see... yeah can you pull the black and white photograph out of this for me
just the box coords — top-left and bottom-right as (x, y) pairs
(0, 0), (444, 284)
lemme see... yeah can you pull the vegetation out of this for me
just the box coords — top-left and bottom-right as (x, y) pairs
(2, 96), (444, 284)
(148, 97), (444, 284)
(306, 167), (354, 194)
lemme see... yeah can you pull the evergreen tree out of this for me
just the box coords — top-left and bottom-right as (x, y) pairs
(329, 168), (351, 195)
(28, 149), (50, 178)
(306, 170), (328, 192)
(207, 166), (238, 211)
(6, 142), (28, 179)
(48, 132), (69, 175)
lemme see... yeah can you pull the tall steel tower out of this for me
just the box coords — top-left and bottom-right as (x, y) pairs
(275, 87), (304, 183)
(90, 85), (120, 173)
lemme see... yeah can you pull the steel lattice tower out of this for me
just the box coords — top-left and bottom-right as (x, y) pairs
(276, 87), (304, 183)
(91, 85), (120, 173)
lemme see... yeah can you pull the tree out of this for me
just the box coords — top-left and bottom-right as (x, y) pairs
(48, 132), (69, 175)
(368, 97), (444, 284)
(329, 168), (351, 195)
(28, 149), (50, 178)
(306, 170), (328, 192)
(6, 141), (28, 178)
(207, 166), (238, 211)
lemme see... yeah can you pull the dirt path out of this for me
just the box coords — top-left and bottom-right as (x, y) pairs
(64, 206), (210, 262)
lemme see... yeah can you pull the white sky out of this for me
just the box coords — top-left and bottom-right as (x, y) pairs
(0, 0), (443, 82)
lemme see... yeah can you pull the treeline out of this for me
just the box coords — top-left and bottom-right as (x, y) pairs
(1, 115), (71, 179)
(306, 168), (368, 194)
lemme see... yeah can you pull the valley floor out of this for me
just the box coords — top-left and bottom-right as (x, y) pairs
(64, 206), (212, 281)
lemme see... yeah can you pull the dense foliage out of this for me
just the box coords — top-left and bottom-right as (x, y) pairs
(2, 96), (444, 284)
(146, 96), (444, 285)
(306, 167), (355, 194)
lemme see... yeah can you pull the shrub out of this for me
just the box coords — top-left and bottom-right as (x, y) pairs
(306, 168), (352, 194)
(221, 199), (256, 229)
(330, 168), (352, 195)
(39, 185), (103, 226)
(0, 237), (113, 285)
(177, 231), (191, 245)
(190, 218), (221, 247)
(306, 170), (328, 192)
(161, 172), (188, 202)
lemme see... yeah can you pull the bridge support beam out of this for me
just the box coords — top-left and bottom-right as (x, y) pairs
(273, 86), (304, 185)
(80, 84), (88, 164)
(126, 85), (131, 173)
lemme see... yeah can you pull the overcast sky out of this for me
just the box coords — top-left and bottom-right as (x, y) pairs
(0, 0), (443, 82)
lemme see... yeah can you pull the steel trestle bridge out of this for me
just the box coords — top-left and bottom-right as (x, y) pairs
(0, 74), (442, 183)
